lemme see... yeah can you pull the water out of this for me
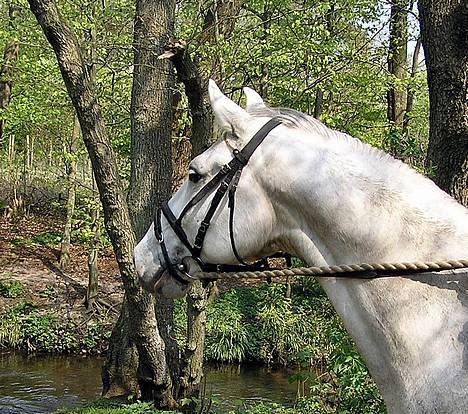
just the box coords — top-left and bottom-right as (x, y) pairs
(0, 353), (103, 413)
(0, 353), (301, 413)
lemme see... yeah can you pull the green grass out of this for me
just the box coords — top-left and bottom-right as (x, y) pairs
(56, 400), (177, 414)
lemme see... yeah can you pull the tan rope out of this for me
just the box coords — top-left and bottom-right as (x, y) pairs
(194, 259), (468, 281)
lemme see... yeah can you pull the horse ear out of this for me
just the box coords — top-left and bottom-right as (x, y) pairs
(208, 79), (250, 133)
(243, 87), (265, 111)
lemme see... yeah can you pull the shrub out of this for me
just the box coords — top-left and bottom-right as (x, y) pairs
(0, 302), (111, 354)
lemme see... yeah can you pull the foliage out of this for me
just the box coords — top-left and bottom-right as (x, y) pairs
(0, 302), (111, 354)
(229, 402), (298, 414)
(177, 279), (385, 412)
(205, 289), (256, 362)
(175, 0), (428, 168)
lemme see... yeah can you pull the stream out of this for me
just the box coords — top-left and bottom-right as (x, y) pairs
(0, 352), (303, 413)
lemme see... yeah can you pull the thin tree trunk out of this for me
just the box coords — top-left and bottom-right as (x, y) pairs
(177, 280), (210, 400)
(313, 88), (324, 120)
(23, 134), (30, 196)
(161, 41), (213, 157)
(387, 0), (409, 127)
(86, 188), (100, 310)
(418, 0), (468, 206)
(202, 0), (242, 84)
(60, 115), (79, 270)
(259, 6), (271, 99)
(27, 0), (175, 407)
(403, 36), (422, 133)
(160, 41), (215, 400)
(0, 5), (21, 146)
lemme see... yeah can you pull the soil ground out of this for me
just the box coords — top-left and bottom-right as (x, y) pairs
(0, 210), (284, 331)
(0, 211), (122, 325)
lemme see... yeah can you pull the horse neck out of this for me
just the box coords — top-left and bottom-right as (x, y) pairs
(265, 130), (468, 264)
(261, 130), (468, 413)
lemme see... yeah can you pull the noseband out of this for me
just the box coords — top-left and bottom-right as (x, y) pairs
(154, 118), (283, 285)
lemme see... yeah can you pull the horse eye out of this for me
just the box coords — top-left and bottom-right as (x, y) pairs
(189, 171), (202, 183)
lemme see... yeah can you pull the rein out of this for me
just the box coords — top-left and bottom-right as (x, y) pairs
(154, 118), (286, 285)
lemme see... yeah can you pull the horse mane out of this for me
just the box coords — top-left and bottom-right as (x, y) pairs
(248, 105), (468, 225)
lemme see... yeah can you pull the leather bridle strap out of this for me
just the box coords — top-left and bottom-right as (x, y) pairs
(155, 118), (282, 279)
(228, 170), (249, 265)
(154, 208), (197, 285)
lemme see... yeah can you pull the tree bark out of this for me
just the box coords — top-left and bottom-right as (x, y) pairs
(0, 4), (21, 146)
(125, 0), (181, 405)
(418, 0), (468, 206)
(86, 199), (100, 309)
(387, 0), (409, 127)
(127, 0), (175, 241)
(202, 0), (243, 83)
(177, 280), (211, 400)
(161, 41), (213, 158)
(403, 36), (422, 133)
(159, 41), (216, 401)
(27, 0), (175, 407)
(60, 115), (79, 270)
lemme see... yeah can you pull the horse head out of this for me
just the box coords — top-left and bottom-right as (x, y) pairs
(134, 80), (286, 298)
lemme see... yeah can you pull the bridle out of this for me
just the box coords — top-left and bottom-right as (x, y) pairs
(154, 118), (285, 285)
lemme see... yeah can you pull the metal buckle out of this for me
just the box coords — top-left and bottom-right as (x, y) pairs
(220, 164), (231, 174)
(233, 149), (248, 165)
(199, 221), (209, 233)
(220, 181), (229, 192)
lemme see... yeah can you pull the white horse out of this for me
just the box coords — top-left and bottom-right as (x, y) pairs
(134, 80), (468, 413)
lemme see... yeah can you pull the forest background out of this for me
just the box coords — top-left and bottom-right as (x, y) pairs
(0, 0), (467, 413)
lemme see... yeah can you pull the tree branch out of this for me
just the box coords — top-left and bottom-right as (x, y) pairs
(159, 40), (213, 157)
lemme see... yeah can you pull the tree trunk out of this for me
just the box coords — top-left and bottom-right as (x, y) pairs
(177, 280), (211, 400)
(159, 41), (216, 401)
(418, 0), (468, 206)
(27, 0), (176, 407)
(60, 115), (79, 270)
(202, 0), (243, 84)
(0, 5), (21, 146)
(313, 88), (324, 120)
(124, 0), (181, 405)
(86, 198), (100, 310)
(161, 41), (213, 158)
(127, 0), (175, 241)
(403, 36), (422, 133)
(387, 0), (409, 127)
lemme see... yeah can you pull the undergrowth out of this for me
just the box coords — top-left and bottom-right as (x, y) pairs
(0, 301), (111, 354)
(0, 277), (25, 298)
(175, 279), (386, 413)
